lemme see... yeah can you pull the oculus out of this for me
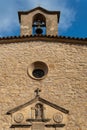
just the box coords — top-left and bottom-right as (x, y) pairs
(32, 69), (45, 78)
(28, 61), (48, 80)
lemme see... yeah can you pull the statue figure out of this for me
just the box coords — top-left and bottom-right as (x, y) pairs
(35, 104), (43, 119)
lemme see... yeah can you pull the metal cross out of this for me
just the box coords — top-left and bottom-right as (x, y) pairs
(35, 88), (41, 97)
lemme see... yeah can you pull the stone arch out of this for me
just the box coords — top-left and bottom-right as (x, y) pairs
(33, 13), (46, 24)
(32, 13), (46, 35)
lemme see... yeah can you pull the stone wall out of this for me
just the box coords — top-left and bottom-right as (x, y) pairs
(0, 41), (87, 130)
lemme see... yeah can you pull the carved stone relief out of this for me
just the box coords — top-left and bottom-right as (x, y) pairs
(7, 89), (69, 130)
(35, 103), (43, 119)
(53, 113), (63, 123)
(14, 113), (24, 123)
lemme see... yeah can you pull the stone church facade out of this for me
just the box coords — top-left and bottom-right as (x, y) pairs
(0, 7), (87, 130)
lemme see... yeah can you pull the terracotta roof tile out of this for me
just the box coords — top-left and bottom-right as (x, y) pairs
(0, 35), (87, 45)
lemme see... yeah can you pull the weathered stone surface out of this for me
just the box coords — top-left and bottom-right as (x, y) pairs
(0, 41), (87, 130)
(20, 9), (58, 36)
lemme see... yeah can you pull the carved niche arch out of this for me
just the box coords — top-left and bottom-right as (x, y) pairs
(35, 103), (44, 119)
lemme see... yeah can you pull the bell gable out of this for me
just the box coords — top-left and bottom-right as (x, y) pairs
(18, 7), (60, 36)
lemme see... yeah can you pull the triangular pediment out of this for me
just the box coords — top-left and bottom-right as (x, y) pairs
(7, 89), (69, 128)
(7, 96), (69, 115)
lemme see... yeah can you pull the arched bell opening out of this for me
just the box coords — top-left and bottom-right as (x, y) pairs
(32, 13), (46, 35)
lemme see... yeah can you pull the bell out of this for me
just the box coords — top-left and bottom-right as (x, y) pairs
(35, 20), (43, 34)
(36, 27), (43, 34)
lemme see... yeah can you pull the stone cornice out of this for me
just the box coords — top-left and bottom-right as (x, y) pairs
(0, 35), (87, 45)
(7, 96), (69, 115)
(18, 6), (60, 23)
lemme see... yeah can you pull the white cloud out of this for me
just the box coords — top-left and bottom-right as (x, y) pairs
(59, 7), (76, 31)
(0, 0), (76, 36)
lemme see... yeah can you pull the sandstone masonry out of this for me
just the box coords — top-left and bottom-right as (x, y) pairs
(0, 7), (87, 130)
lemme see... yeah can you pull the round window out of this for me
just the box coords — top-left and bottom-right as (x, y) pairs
(28, 61), (48, 80)
(32, 69), (45, 78)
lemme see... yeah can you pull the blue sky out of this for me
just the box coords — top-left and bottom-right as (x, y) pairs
(0, 0), (87, 38)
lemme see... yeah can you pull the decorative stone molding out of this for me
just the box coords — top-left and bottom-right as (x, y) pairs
(53, 113), (63, 123)
(7, 89), (69, 129)
(14, 113), (24, 123)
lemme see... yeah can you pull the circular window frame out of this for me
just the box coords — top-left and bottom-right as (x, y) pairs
(28, 61), (48, 80)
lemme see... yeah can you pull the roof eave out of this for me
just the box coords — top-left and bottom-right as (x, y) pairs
(0, 35), (87, 45)
(18, 6), (60, 23)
